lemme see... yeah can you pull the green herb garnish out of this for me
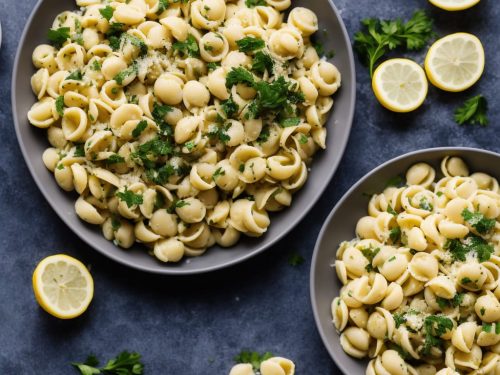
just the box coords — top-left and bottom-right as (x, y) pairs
(72, 351), (144, 375)
(172, 34), (200, 57)
(236, 36), (265, 52)
(354, 10), (434, 76)
(288, 252), (305, 266)
(116, 188), (143, 208)
(66, 70), (83, 81)
(113, 62), (138, 85)
(221, 97), (239, 118)
(446, 235), (494, 263)
(106, 154), (125, 165)
(56, 95), (65, 117)
(99, 6), (114, 21)
(212, 167), (226, 181)
(252, 51), (274, 75)
(462, 208), (496, 234)
(47, 27), (70, 48)
(454, 95), (489, 126)
(132, 120), (148, 138)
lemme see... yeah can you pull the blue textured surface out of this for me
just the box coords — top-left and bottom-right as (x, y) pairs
(0, 0), (498, 373)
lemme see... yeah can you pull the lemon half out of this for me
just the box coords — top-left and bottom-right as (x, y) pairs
(372, 58), (428, 113)
(429, 0), (480, 11)
(32, 254), (94, 319)
(425, 33), (485, 92)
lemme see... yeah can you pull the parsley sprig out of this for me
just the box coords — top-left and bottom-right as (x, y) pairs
(462, 208), (496, 234)
(445, 235), (494, 263)
(72, 351), (144, 375)
(354, 10), (434, 76)
(421, 315), (453, 355)
(454, 95), (489, 126)
(116, 188), (143, 208)
(47, 27), (70, 48)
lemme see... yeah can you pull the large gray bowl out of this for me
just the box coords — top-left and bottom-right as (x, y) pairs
(310, 147), (500, 373)
(12, 0), (356, 274)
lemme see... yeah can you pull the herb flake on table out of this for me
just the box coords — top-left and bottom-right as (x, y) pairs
(288, 252), (305, 266)
(354, 10), (434, 76)
(454, 95), (488, 126)
(72, 351), (144, 375)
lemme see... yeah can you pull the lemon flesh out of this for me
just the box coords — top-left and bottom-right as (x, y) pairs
(32, 254), (94, 319)
(429, 0), (480, 11)
(372, 59), (428, 113)
(425, 33), (484, 92)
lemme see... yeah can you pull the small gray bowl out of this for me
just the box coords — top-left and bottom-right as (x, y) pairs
(12, 0), (355, 274)
(310, 147), (500, 374)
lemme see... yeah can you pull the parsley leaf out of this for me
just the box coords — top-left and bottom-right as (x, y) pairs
(288, 252), (304, 266)
(419, 197), (433, 211)
(151, 103), (173, 135)
(221, 97), (239, 118)
(361, 247), (380, 272)
(145, 164), (177, 185)
(132, 120), (148, 138)
(55, 95), (65, 117)
(116, 188), (143, 208)
(236, 36), (265, 52)
(66, 70), (83, 81)
(421, 315), (453, 355)
(173, 34), (200, 58)
(72, 351), (143, 375)
(74, 144), (86, 157)
(207, 124), (231, 144)
(226, 67), (255, 88)
(113, 62), (138, 85)
(256, 125), (270, 144)
(299, 134), (308, 144)
(280, 117), (301, 128)
(454, 95), (489, 126)
(206, 62), (220, 71)
(446, 235), (494, 263)
(436, 293), (464, 310)
(354, 10), (434, 76)
(167, 200), (190, 213)
(393, 313), (406, 328)
(105, 154), (125, 165)
(234, 351), (273, 371)
(47, 27), (70, 48)
(462, 208), (496, 234)
(157, 0), (169, 14)
(99, 6), (114, 21)
(252, 51), (274, 75)
(389, 226), (401, 243)
(212, 167), (226, 181)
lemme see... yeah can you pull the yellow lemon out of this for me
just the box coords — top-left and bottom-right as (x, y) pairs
(425, 33), (485, 92)
(372, 58), (428, 113)
(429, 0), (480, 11)
(32, 254), (94, 319)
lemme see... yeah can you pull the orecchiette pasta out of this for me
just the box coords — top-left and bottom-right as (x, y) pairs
(228, 356), (295, 375)
(331, 157), (500, 374)
(29, 0), (340, 263)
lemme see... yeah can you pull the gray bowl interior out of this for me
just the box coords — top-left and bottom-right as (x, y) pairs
(310, 147), (500, 374)
(12, 0), (356, 274)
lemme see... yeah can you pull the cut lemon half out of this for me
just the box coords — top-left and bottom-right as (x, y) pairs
(372, 59), (428, 113)
(425, 33), (485, 92)
(429, 0), (480, 11)
(32, 254), (94, 319)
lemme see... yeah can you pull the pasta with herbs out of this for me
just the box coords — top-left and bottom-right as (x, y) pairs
(229, 356), (295, 375)
(332, 157), (500, 374)
(28, 0), (340, 262)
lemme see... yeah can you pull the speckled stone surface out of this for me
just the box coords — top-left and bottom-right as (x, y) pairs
(0, 0), (498, 373)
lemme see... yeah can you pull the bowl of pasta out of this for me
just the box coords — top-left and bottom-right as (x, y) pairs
(12, 0), (355, 274)
(310, 147), (500, 375)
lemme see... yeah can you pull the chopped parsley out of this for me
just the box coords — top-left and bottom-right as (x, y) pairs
(480, 307), (486, 316)
(111, 217), (121, 231)
(252, 51), (274, 75)
(113, 61), (138, 85)
(419, 197), (433, 211)
(72, 351), (144, 375)
(132, 120), (148, 138)
(91, 60), (101, 71)
(393, 313), (406, 328)
(55, 95), (65, 117)
(207, 124), (231, 144)
(212, 167), (226, 181)
(116, 187), (143, 208)
(157, 0), (169, 14)
(387, 205), (398, 216)
(288, 252), (305, 266)
(389, 226), (401, 243)
(236, 36), (265, 52)
(99, 6), (114, 21)
(132, 137), (174, 169)
(234, 351), (273, 371)
(168, 200), (190, 213)
(66, 70), (83, 81)
(74, 144), (85, 157)
(361, 247), (380, 272)
(436, 293), (464, 310)
(421, 315), (453, 355)
(221, 97), (239, 118)
(145, 164), (177, 185)
(256, 125), (270, 144)
(280, 117), (301, 128)
(206, 62), (220, 71)
(151, 103), (173, 135)
(454, 95), (489, 126)
(105, 154), (125, 165)
(299, 134), (308, 144)
(462, 208), (496, 234)
(172, 34), (200, 58)
(47, 27), (70, 48)
(461, 277), (472, 285)
(482, 323), (493, 333)
(225, 67), (255, 89)
(445, 235), (494, 263)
